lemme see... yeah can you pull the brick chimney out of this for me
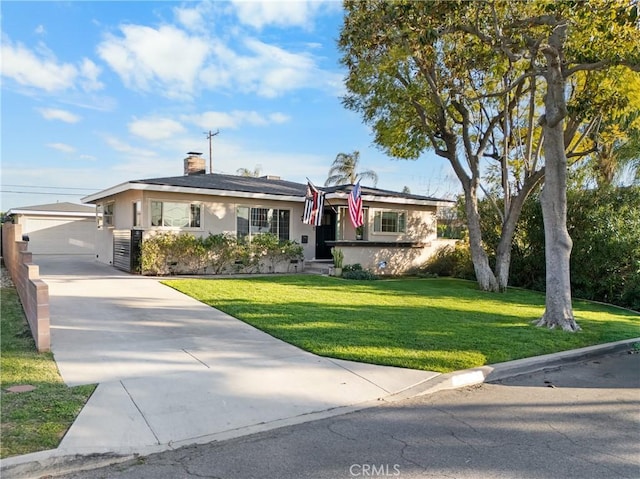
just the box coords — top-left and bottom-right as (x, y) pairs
(184, 152), (206, 176)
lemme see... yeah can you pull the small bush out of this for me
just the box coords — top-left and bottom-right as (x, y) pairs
(331, 247), (344, 268)
(621, 272), (640, 311)
(141, 232), (205, 275)
(342, 269), (378, 280)
(343, 263), (363, 272)
(421, 242), (475, 280)
(202, 233), (238, 274)
(416, 272), (439, 279)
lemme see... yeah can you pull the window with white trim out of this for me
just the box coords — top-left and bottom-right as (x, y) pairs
(151, 201), (201, 228)
(133, 200), (142, 227)
(237, 206), (290, 241)
(97, 202), (114, 229)
(373, 210), (406, 233)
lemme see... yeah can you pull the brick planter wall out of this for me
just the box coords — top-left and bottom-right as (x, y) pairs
(1, 223), (50, 352)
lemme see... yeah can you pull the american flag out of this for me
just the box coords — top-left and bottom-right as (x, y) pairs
(348, 181), (364, 228)
(302, 182), (325, 226)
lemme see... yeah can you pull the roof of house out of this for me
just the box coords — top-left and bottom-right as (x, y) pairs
(6, 202), (96, 217)
(322, 184), (447, 203)
(133, 173), (308, 197)
(82, 173), (454, 206)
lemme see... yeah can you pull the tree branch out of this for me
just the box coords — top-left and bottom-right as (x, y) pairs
(567, 147), (598, 159)
(451, 99), (479, 176)
(565, 60), (610, 76)
(469, 71), (534, 100)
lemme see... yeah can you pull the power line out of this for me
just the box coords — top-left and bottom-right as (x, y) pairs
(2, 184), (99, 191)
(0, 190), (89, 196)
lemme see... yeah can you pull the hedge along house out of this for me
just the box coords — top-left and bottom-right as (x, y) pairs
(81, 153), (455, 275)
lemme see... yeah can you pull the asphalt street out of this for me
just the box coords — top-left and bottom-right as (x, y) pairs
(54, 350), (640, 479)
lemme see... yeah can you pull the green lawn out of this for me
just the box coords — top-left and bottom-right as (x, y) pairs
(0, 287), (95, 458)
(164, 276), (640, 373)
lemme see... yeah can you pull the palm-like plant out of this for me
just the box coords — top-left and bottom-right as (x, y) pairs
(236, 165), (262, 177)
(324, 151), (378, 186)
(613, 130), (640, 185)
(586, 115), (640, 187)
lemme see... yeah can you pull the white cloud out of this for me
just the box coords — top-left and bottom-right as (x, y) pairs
(231, 0), (331, 29)
(96, 5), (341, 100)
(246, 39), (318, 97)
(1, 36), (104, 93)
(174, 7), (203, 30)
(110, 155), (184, 177)
(188, 110), (291, 129)
(269, 112), (290, 124)
(104, 136), (157, 158)
(79, 59), (104, 91)
(38, 108), (81, 123)
(210, 141), (329, 180)
(173, 2), (214, 31)
(129, 117), (186, 140)
(200, 37), (340, 98)
(2, 38), (77, 91)
(47, 143), (76, 153)
(35, 25), (46, 35)
(97, 25), (210, 98)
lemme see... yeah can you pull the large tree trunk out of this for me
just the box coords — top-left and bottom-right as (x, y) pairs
(494, 171), (545, 291)
(494, 198), (524, 292)
(464, 187), (499, 292)
(494, 223), (515, 293)
(538, 128), (579, 330)
(537, 32), (580, 331)
(442, 136), (499, 293)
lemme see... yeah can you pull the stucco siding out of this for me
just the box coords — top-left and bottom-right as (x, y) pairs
(339, 238), (457, 275)
(336, 201), (437, 243)
(93, 190), (315, 266)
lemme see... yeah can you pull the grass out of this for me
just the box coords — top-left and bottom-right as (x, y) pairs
(164, 275), (640, 373)
(0, 287), (95, 459)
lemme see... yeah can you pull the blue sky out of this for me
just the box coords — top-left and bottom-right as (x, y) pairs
(1, 0), (458, 211)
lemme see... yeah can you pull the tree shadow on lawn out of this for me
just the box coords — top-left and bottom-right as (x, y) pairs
(164, 277), (640, 373)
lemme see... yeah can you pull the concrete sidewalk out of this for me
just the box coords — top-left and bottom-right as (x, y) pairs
(2, 256), (439, 475)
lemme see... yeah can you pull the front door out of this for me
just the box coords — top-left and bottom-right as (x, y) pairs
(315, 210), (336, 259)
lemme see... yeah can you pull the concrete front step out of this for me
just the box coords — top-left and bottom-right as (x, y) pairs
(304, 261), (333, 275)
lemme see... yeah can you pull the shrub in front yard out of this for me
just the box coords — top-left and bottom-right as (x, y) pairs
(202, 233), (240, 274)
(420, 241), (475, 280)
(342, 269), (378, 280)
(141, 232), (206, 275)
(342, 263), (377, 280)
(141, 232), (303, 276)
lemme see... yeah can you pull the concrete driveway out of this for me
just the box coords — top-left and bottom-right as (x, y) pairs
(36, 256), (439, 456)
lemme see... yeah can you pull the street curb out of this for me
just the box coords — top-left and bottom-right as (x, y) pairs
(2, 337), (638, 479)
(384, 337), (640, 402)
(0, 450), (138, 479)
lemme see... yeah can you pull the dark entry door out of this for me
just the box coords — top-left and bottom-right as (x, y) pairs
(315, 210), (336, 259)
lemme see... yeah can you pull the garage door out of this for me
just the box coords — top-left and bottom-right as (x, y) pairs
(23, 217), (96, 255)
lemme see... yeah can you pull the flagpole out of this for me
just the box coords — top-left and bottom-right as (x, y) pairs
(306, 178), (338, 214)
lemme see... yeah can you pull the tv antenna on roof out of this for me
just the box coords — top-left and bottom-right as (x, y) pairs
(204, 130), (220, 174)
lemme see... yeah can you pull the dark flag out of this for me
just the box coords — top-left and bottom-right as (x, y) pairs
(303, 182), (325, 226)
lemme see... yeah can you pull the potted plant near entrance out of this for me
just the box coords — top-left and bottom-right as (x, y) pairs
(331, 247), (344, 277)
